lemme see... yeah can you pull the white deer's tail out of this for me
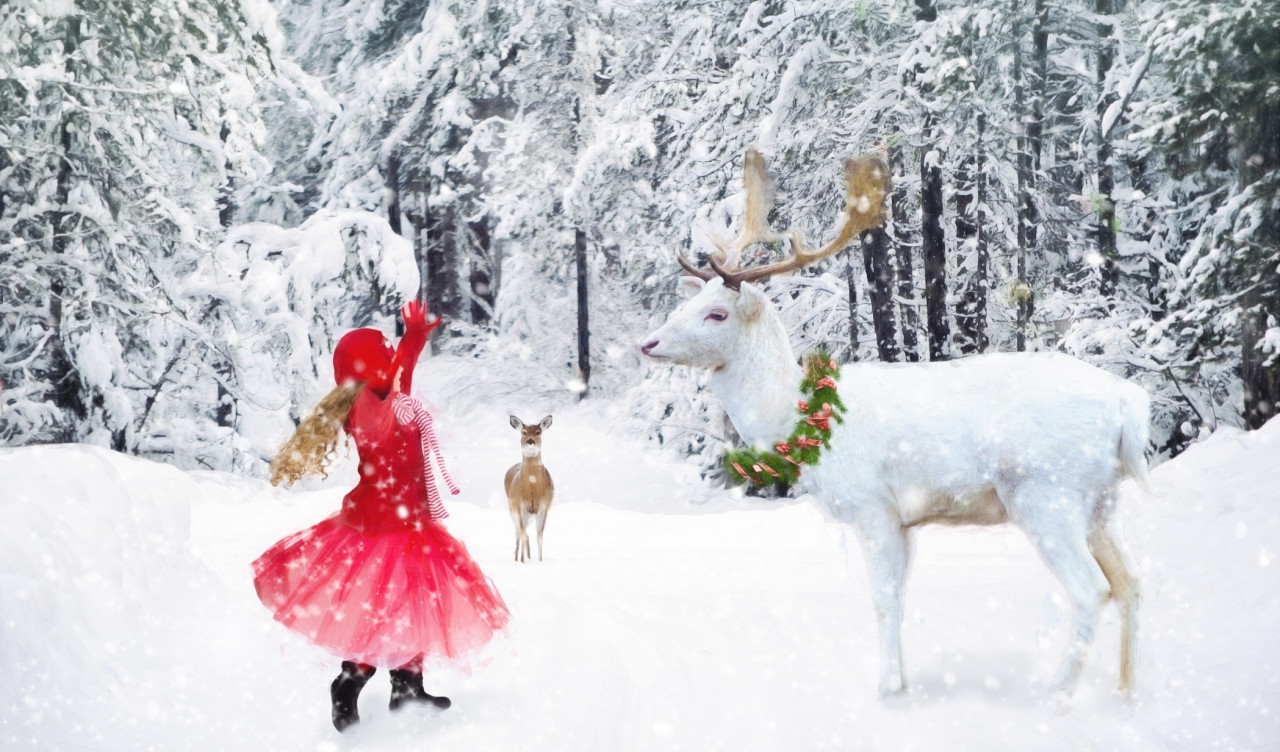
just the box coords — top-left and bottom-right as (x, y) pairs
(1118, 385), (1153, 491)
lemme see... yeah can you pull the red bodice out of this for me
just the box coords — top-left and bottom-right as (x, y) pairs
(337, 388), (431, 534)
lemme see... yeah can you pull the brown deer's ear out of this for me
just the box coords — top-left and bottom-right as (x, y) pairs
(509, 415), (522, 430)
(539, 415), (553, 430)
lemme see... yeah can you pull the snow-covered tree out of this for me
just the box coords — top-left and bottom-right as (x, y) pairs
(0, 0), (274, 454)
(1130, 0), (1279, 435)
(0, 0), (413, 470)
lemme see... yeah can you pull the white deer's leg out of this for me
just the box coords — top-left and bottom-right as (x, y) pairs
(1089, 522), (1140, 697)
(852, 510), (911, 696)
(1010, 485), (1109, 696)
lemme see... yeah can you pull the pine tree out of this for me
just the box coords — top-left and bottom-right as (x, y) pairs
(0, 0), (273, 455)
(1134, 0), (1280, 432)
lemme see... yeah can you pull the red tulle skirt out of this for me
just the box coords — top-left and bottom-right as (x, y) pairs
(252, 515), (509, 669)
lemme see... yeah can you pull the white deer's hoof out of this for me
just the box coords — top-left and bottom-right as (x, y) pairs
(1048, 689), (1073, 716)
(879, 675), (906, 698)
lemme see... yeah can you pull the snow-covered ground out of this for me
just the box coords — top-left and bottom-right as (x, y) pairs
(3, 386), (1278, 751)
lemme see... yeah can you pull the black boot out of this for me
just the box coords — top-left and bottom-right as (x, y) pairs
(388, 668), (452, 711)
(330, 661), (375, 732)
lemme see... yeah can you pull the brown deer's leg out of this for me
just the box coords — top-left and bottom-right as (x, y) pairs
(535, 506), (549, 561)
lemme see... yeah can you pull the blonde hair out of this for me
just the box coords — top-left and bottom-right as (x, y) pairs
(269, 382), (364, 487)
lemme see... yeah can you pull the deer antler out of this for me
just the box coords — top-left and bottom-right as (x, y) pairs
(719, 147), (784, 265)
(679, 149), (891, 290)
(677, 249), (717, 281)
(676, 146), (782, 282)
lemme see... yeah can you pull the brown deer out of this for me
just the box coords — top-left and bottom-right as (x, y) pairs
(505, 415), (554, 562)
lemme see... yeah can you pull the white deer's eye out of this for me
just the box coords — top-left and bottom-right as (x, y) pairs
(705, 309), (729, 322)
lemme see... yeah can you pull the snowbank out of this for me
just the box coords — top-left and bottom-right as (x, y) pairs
(1, 413), (1277, 750)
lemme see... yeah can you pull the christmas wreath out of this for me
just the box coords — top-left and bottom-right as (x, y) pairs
(725, 351), (846, 488)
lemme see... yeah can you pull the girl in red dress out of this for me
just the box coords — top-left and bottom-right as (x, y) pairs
(253, 301), (509, 732)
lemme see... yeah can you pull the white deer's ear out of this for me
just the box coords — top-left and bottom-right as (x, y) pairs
(678, 276), (705, 299)
(736, 282), (769, 321)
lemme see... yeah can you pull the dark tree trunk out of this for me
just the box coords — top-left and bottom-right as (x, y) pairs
(386, 153), (402, 236)
(953, 114), (988, 354)
(1095, 0), (1119, 299)
(47, 17), (85, 439)
(1241, 292), (1279, 430)
(1030, 0), (1046, 257)
(921, 120), (949, 361)
(845, 254), (860, 362)
(201, 302), (235, 430)
(862, 227), (899, 362)
(1012, 2), (1038, 350)
(1239, 90), (1280, 430)
(1126, 154), (1165, 320)
(218, 113), (236, 229)
(890, 145), (919, 362)
(425, 205), (460, 324)
(215, 113), (238, 425)
(408, 183), (428, 304)
(574, 228), (590, 399)
(974, 114), (989, 352)
(468, 220), (494, 327)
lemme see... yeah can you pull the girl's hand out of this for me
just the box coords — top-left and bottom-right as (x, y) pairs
(400, 299), (442, 336)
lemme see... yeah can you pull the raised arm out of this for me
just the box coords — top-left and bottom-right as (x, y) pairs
(391, 300), (441, 395)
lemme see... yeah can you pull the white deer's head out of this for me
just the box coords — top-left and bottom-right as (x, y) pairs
(640, 147), (890, 373)
(640, 276), (773, 370)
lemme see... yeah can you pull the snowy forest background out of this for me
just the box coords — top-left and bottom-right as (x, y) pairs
(2, 0), (1278, 477)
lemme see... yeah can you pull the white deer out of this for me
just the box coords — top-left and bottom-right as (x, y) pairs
(640, 147), (1148, 700)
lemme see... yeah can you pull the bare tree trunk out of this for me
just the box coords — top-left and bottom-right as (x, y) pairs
(1239, 88), (1280, 430)
(468, 220), (494, 327)
(845, 253), (860, 362)
(386, 153), (402, 236)
(1012, 1), (1038, 350)
(48, 17), (85, 440)
(976, 114), (989, 352)
(862, 227), (899, 362)
(385, 153), (406, 337)
(1241, 292), (1279, 430)
(921, 117), (949, 361)
(574, 227), (590, 399)
(1030, 0), (1046, 256)
(1095, 0), (1119, 299)
(217, 109), (236, 229)
(408, 183), (429, 304)
(891, 145), (920, 362)
(953, 114), (988, 355)
(425, 204), (459, 328)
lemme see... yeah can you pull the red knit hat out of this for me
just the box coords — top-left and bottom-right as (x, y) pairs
(333, 328), (396, 395)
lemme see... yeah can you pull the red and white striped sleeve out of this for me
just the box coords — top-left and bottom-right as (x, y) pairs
(392, 394), (459, 519)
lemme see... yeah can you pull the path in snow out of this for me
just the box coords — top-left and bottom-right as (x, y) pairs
(2, 401), (1278, 751)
